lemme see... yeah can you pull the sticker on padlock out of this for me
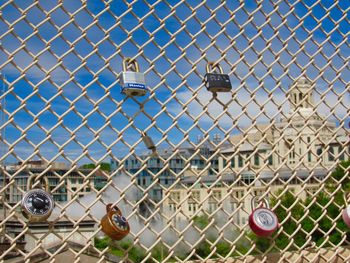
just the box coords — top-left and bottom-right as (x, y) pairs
(120, 58), (148, 97)
(21, 174), (54, 222)
(101, 203), (130, 240)
(249, 196), (278, 237)
(204, 62), (232, 93)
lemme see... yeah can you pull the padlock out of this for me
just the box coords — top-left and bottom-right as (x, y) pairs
(249, 196), (278, 236)
(204, 62), (232, 93)
(342, 205), (350, 228)
(120, 58), (148, 97)
(21, 174), (54, 222)
(101, 203), (130, 240)
(142, 132), (156, 151)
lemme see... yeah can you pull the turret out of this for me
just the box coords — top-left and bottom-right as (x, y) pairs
(289, 77), (314, 110)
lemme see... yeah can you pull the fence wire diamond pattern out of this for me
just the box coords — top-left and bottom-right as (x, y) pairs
(0, 0), (349, 262)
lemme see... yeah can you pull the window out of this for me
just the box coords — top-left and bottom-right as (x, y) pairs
(238, 156), (243, 167)
(213, 190), (221, 200)
(232, 190), (244, 202)
(169, 203), (175, 212)
(170, 192), (181, 203)
(191, 191), (200, 201)
(208, 203), (217, 212)
(307, 137), (311, 143)
(328, 146), (334, 161)
(71, 179), (76, 184)
(86, 187), (91, 192)
(308, 152), (312, 162)
(339, 147), (345, 161)
(289, 151), (295, 164)
(193, 204), (197, 212)
(165, 178), (168, 185)
(142, 178), (146, 185)
(317, 148), (322, 156)
(231, 158), (235, 168)
(268, 154), (273, 165)
(254, 154), (259, 166)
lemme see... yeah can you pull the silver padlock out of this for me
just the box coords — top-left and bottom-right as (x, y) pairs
(21, 174), (54, 222)
(120, 58), (148, 97)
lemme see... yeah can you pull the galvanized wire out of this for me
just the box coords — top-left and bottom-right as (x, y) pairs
(0, 0), (349, 262)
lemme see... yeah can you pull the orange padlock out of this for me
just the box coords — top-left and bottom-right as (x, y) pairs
(101, 203), (130, 240)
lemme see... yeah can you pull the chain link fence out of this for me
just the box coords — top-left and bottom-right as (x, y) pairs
(0, 0), (349, 262)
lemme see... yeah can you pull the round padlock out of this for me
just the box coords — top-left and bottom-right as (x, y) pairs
(101, 203), (130, 240)
(21, 175), (54, 222)
(249, 196), (278, 237)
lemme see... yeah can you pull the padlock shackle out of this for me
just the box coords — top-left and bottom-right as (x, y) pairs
(123, 57), (140, 72)
(344, 193), (350, 206)
(251, 196), (269, 210)
(206, 62), (224, 74)
(27, 174), (50, 193)
(106, 203), (122, 215)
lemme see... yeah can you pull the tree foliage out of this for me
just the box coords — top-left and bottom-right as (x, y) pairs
(80, 162), (111, 172)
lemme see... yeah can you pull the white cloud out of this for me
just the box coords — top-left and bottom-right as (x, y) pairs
(167, 84), (349, 129)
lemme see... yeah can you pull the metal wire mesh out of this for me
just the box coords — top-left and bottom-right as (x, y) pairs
(0, 0), (349, 262)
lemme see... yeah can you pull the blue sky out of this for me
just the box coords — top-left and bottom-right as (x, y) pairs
(0, 0), (349, 165)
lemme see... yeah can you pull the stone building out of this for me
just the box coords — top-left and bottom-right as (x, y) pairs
(162, 77), (349, 222)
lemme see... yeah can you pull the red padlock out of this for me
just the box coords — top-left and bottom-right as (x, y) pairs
(342, 205), (350, 228)
(249, 196), (278, 237)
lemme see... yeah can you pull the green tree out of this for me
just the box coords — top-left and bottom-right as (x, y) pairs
(193, 214), (210, 230)
(94, 238), (146, 262)
(80, 162), (111, 172)
(328, 160), (350, 190)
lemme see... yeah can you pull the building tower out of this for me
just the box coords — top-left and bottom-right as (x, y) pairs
(289, 76), (314, 110)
